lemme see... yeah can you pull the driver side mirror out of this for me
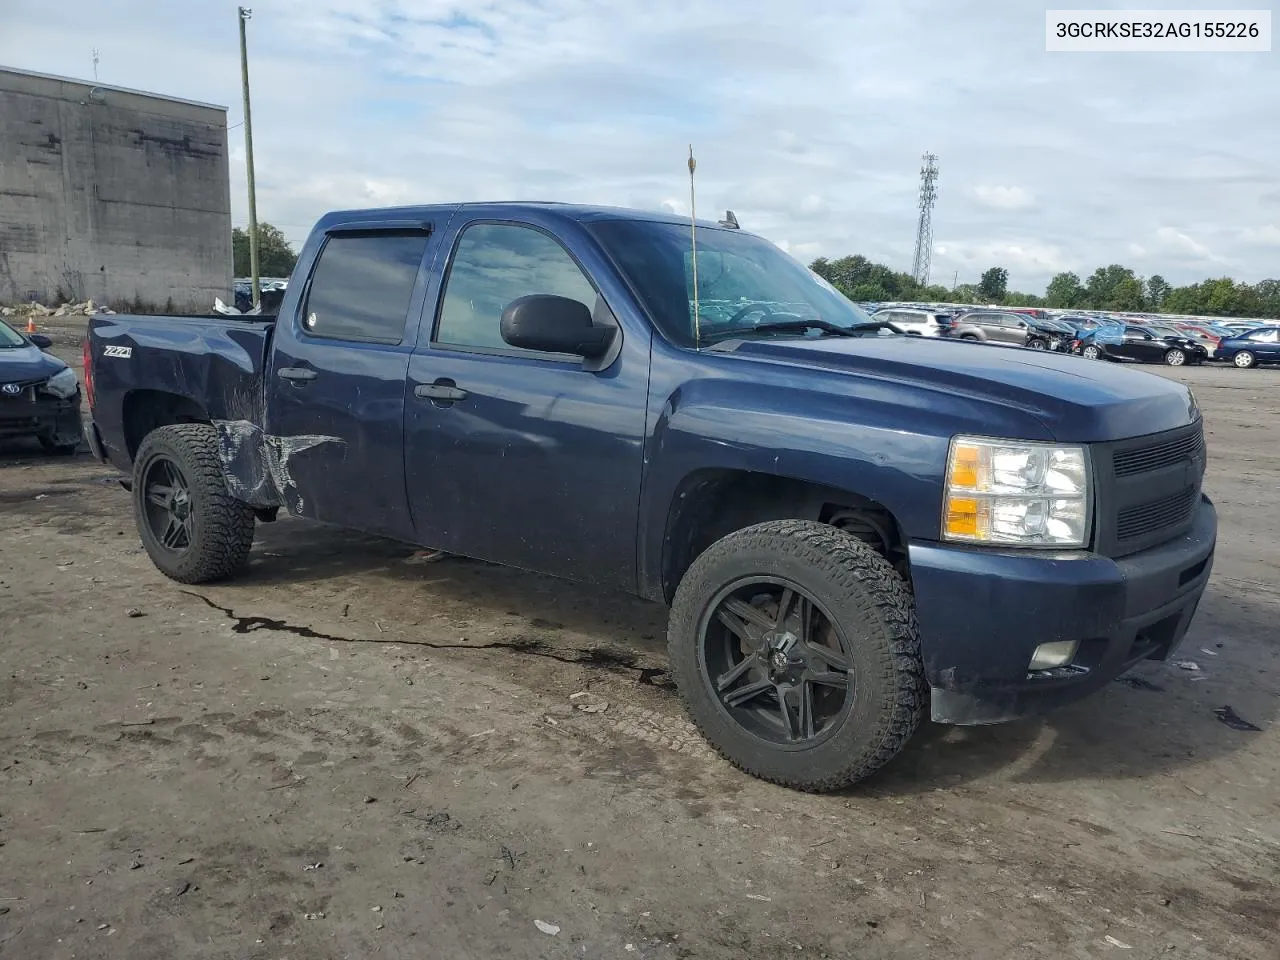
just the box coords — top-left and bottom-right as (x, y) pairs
(500, 295), (613, 358)
(29, 333), (53, 349)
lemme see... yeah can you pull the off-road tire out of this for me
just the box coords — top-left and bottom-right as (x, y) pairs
(666, 520), (926, 792)
(132, 423), (255, 584)
(1234, 350), (1256, 369)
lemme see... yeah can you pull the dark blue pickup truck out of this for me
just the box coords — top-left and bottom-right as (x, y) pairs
(83, 203), (1216, 791)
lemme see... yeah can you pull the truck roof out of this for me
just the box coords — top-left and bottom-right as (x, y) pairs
(314, 201), (740, 233)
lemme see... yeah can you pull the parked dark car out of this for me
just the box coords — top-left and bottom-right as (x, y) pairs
(233, 279), (289, 314)
(1022, 317), (1075, 351)
(83, 202), (1216, 791)
(0, 318), (82, 453)
(1078, 324), (1208, 366)
(1216, 326), (1280, 368)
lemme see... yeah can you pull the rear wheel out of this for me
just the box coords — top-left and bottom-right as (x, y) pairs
(1082, 344), (1101, 360)
(959, 333), (980, 341)
(1234, 350), (1257, 369)
(132, 423), (256, 583)
(667, 520), (925, 792)
(1164, 348), (1187, 366)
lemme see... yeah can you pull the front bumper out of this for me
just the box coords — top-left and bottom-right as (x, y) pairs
(0, 394), (82, 446)
(908, 496), (1217, 724)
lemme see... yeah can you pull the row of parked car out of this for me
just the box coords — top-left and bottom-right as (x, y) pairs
(868, 306), (1280, 368)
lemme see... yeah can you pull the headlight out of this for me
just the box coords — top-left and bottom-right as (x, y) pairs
(42, 367), (80, 400)
(943, 436), (1091, 547)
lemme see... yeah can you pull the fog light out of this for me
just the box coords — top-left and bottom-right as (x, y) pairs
(1028, 640), (1079, 671)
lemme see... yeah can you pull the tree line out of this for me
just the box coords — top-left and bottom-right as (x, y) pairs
(809, 255), (1280, 320)
(232, 223), (299, 278)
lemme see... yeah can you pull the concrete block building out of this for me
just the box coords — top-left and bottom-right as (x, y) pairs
(0, 66), (232, 311)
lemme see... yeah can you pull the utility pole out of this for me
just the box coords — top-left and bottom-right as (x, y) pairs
(92, 49), (99, 81)
(238, 7), (260, 307)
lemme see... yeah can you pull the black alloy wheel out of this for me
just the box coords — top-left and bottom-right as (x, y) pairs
(142, 456), (195, 552)
(700, 577), (852, 746)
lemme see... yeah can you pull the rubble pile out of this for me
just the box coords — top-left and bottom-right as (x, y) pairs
(0, 300), (116, 319)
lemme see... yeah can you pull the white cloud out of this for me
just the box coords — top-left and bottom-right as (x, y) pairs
(1152, 227), (1213, 259)
(1, 0), (1277, 293)
(934, 240), (1074, 280)
(1240, 225), (1280, 246)
(970, 185), (1035, 210)
(798, 194), (826, 215)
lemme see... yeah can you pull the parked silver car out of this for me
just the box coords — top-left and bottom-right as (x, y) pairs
(948, 310), (1044, 345)
(872, 308), (983, 340)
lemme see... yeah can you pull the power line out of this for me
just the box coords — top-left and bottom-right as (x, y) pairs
(911, 153), (939, 286)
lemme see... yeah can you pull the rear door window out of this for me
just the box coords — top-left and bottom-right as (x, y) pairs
(302, 232), (429, 344)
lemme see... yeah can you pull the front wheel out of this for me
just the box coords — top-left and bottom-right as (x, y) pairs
(1164, 348), (1187, 366)
(1027, 338), (1047, 350)
(132, 423), (256, 583)
(1233, 350), (1257, 369)
(666, 520), (925, 792)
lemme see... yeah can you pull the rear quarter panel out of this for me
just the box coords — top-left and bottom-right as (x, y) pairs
(89, 314), (273, 470)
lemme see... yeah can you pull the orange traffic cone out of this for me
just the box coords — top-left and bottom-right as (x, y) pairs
(26, 315), (36, 334)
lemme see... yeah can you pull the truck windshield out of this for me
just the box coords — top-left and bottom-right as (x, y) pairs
(0, 320), (27, 348)
(589, 219), (873, 347)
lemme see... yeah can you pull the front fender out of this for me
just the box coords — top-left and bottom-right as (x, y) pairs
(637, 372), (1046, 600)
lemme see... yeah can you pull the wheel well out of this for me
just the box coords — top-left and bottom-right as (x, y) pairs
(660, 470), (908, 603)
(123, 390), (212, 460)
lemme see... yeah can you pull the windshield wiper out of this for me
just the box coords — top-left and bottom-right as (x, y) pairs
(709, 318), (885, 341)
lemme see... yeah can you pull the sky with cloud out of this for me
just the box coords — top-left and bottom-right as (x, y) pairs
(1, 0), (1277, 292)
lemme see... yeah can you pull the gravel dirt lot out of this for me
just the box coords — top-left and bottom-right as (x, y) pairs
(2, 320), (1277, 960)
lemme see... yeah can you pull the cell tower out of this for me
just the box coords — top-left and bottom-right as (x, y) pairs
(911, 153), (939, 286)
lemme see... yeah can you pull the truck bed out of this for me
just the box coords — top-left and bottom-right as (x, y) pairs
(86, 312), (276, 475)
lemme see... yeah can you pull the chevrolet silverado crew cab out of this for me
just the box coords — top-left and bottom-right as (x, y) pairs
(83, 203), (1216, 791)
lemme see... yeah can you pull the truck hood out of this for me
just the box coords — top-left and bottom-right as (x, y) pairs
(0, 344), (68, 384)
(727, 335), (1198, 442)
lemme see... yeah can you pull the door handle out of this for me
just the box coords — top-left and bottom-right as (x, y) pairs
(414, 382), (468, 402)
(278, 367), (318, 382)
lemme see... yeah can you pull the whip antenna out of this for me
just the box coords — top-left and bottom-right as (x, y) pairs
(688, 145), (700, 349)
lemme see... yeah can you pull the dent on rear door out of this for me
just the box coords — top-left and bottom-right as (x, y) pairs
(213, 420), (343, 511)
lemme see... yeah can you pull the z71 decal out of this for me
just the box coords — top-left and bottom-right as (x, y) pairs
(103, 345), (133, 358)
